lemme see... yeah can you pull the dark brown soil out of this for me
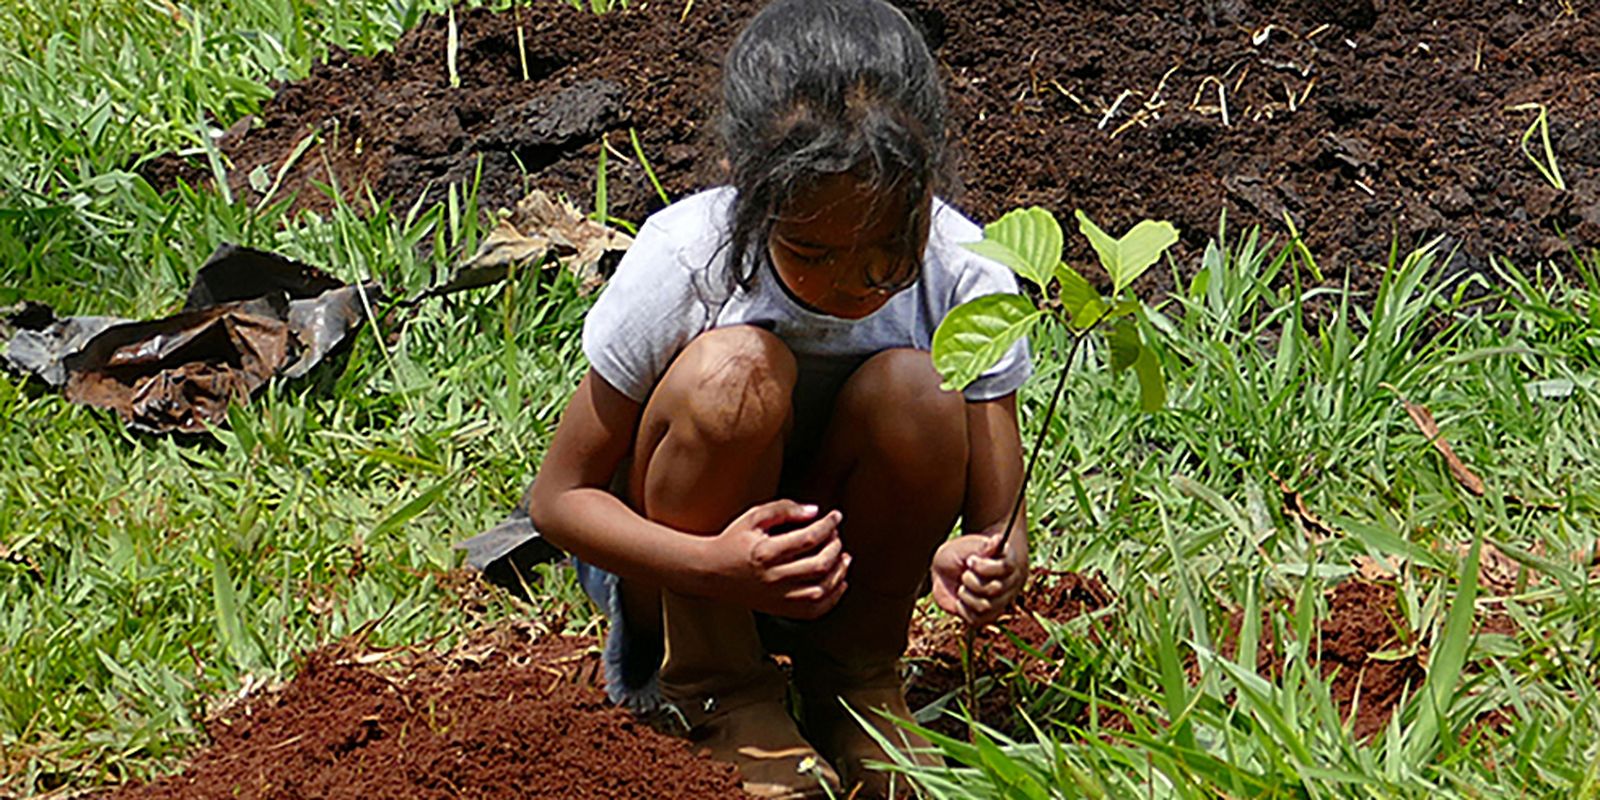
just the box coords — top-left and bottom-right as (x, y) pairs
(108, 624), (743, 800)
(146, 0), (1599, 293)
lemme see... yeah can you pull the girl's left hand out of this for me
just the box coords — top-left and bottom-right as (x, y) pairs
(930, 531), (1027, 627)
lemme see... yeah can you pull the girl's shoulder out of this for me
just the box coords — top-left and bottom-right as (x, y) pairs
(924, 198), (1013, 288)
(928, 197), (984, 244)
(608, 188), (737, 287)
(637, 187), (737, 244)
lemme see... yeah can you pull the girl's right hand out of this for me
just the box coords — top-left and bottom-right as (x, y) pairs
(704, 500), (851, 620)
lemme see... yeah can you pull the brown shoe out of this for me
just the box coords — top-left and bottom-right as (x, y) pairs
(789, 583), (941, 799)
(795, 659), (938, 799)
(686, 695), (841, 799)
(660, 590), (840, 799)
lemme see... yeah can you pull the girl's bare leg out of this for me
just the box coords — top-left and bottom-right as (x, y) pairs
(613, 324), (794, 649)
(622, 325), (839, 797)
(799, 347), (968, 630)
(627, 324), (792, 694)
(792, 348), (968, 793)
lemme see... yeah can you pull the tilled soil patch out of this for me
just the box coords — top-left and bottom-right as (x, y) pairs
(107, 624), (743, 800)
(147, 0), (1599, 294)
(1216, 579), (1424, 739)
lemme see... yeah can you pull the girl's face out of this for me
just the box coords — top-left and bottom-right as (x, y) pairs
(767, 173), (930, 320)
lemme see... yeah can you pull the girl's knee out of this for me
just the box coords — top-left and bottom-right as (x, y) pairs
(839, 348), (966, 448)
(660, 325), (797, 447)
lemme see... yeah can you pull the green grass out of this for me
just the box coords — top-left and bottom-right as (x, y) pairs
(887, 231), (1600, 798)
(0, 183), (605, 790)
(0, 0), (597, 792)
(4, 0), (1600, 797)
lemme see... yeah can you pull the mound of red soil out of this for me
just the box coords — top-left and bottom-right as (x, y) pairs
(109, 625), (743, 800)
(1313, 580), (1424, 738)
(149, 0), (1598, 291)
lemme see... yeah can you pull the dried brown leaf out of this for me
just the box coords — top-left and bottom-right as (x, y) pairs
(1271, 471), (1337, 543)
(1449, 541), (1528, 595)
(1274, 471), (1405, 580)
(1383, 385), (1486, 496)
(453, 189), (634, 296)
(1478, 543), (1523, 594)
(1354, 554), (1399, 580)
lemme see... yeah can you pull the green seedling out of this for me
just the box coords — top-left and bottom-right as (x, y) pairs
(931, 206), (1178, 733)
(629, 128), (671, 207)
(1506, 102), (1566, 191)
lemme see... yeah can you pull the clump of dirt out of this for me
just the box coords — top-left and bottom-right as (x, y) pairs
(147, 0), (1598, 294)
(904, 571), (1116, 740)
(1315, 580), (1424, 739)
(1217, 579), (1422, 739)
(109, 624), (743, 800)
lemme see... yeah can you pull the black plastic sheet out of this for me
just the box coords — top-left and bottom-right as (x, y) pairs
(3, 244), (376, 434)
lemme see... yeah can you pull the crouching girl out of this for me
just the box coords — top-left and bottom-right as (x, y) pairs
(529, 1), (1030, 795)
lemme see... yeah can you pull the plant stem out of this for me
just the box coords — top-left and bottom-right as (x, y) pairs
(964, 318), (1088, 739)
(1006, 329), (1088, 558)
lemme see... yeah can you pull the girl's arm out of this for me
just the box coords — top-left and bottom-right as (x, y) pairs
(963, 393), (1027, 551)
(528, 369), (847, 618)
(527, 370), (701, 588)
(929, 392), (1028, 625)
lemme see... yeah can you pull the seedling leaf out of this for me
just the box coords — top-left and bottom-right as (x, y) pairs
(1110, 319), (1140, 372)
(932, 293), (1041, 391)
(1107, 299), (1140, 320)
(1075, 210), (1180, 294)
(1054, 263), (1107, 329)
(964, 207), (1063, 292)
(1134, 343), (1166, 412)
(1110, 320), (1164, 411)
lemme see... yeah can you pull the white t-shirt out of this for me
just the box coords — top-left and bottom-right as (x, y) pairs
(582, 187), (1032, 403)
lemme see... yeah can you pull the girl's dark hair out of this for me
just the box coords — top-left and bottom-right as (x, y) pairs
(719, 0), (947, 290)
